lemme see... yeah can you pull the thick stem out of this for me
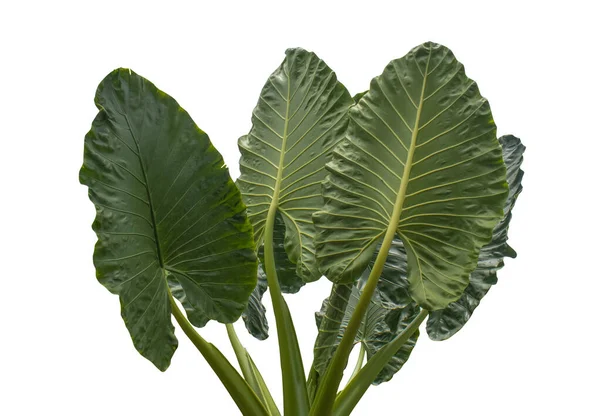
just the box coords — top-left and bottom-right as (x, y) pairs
(226, 324), (281, 416)
(308, 226), (398, 415)
(226, 324), (263, 400)
(332, 309), (428, 416)
(264, 203), (310, 415)
(168, 292), (268, 416)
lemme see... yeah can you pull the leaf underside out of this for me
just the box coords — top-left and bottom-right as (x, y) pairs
(314, 42), (508, 311)
(427, 135), (525, 340)
(238, 47), (354, 283)
(80, 69), (257, 370)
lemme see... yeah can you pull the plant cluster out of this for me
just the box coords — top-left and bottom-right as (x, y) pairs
(80, 42), (525, 415)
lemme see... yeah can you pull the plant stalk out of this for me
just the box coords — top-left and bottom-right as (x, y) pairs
(333, 309), (429, 416)
(226, 324), (281, 416)
(167, 292), (268, 416)
(264, 202), (310, 415)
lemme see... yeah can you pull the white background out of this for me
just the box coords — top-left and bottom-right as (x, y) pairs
(1, 1), (599, 415)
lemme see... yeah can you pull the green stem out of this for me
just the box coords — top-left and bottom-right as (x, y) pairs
(264, 202), (310, 415)
(333, 309), (429, 416)
(309, 219), (401, 415)
(168, 293), (268, 416)
(226, 324), (264, 399)
(348, 343), (366, 382)
(226, 324), (281, 416)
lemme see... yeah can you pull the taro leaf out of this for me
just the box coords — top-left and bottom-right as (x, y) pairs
(314, 42), (508, 310)
(242, 265), (269, 341)
(237, 47), (353, 282)
(314, 279), (419, 385)
(80, 69), (257, 370)
(427, 135), (525, 340)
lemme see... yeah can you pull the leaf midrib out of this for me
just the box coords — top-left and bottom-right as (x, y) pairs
(124, 113), (166, 269)
(375, 47), (432, 260)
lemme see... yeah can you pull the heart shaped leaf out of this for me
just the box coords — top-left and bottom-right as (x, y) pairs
(314, 42), (508, 310)
(80, 69), (257, 370)
(238, 47), (354, 282)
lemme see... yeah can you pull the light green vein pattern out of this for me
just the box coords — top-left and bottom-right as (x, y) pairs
(314, 43), (508, 310)
(238, 48), (354, 282)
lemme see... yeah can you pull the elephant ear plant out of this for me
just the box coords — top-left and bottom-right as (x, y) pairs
(80, 42), (524, 416)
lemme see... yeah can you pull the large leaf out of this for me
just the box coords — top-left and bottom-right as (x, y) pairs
(80, 69), (257, 370)
(427, 134), (525, 340)
(314, 42), (508, 310)
(237, 47), (354, 282)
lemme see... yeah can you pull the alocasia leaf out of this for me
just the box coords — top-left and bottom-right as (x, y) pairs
(427, 134), (525, 340)
(80, 69), (257, 370)
(314, 42), (508, 310)
(237, 47), (354, 283)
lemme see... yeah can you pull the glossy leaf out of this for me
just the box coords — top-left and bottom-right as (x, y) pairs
(238, 47), (354, 282)
(427, 134), (525, 340)
(80, 69), (257, 370)
(314, 42), (508, 310)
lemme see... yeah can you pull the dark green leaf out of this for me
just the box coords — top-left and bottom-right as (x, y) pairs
(314, 42), (508, 310)
(80, 69), (257, 370)
(238, 47), (354, 282)
(427, 135), (525, 340)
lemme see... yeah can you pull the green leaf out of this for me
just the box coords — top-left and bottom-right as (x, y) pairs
(242, 265), (269, 341)
(427, 134), (525, 340)
(80, 69), (257, 370)
(238, 47), (354, 282)
(314, 42), (508, 310)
